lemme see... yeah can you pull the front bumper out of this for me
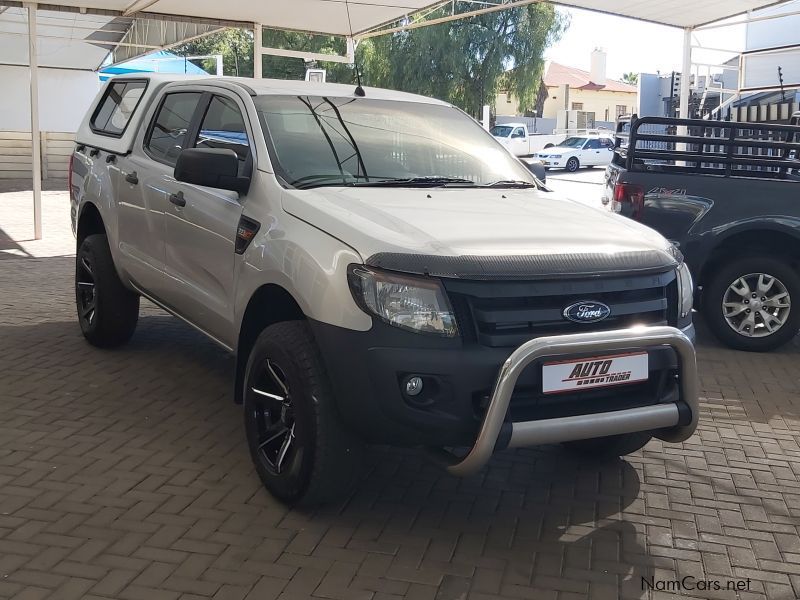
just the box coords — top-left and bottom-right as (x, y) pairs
(311, 318), (697, 467)
(428, 325), (697, 476)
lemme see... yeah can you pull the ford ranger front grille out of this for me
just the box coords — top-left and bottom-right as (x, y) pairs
(443, 270), (677, 348)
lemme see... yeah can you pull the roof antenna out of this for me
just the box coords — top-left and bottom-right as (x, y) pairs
(344, 0), (366, 97)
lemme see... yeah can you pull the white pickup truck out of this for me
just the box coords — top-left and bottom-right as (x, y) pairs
(491, 122), (564, 156)
(70, 74), (698, 506)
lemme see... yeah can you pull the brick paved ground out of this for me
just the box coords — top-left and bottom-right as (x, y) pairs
(1, 184), (800, 600)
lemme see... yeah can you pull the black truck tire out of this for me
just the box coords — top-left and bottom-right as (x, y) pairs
(75, 234), (139, 348)
(566, 157), (580, 172)
(243, 321), (363, 506)
(703, 256), (799, 352)
(562, 432), (652, 458)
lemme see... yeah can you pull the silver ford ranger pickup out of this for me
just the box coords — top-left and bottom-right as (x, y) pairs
(70, 74), (698, 505)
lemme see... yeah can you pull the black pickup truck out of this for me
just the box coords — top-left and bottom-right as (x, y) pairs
(604, 113), (800, 351)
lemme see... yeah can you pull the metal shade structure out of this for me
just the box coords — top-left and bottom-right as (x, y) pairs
(2, 0), (796, 238)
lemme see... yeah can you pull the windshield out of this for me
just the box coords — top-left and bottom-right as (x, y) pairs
(490, 125), (513, 137)
(558, 137), (588, 149)
(255, 96), (535, 189)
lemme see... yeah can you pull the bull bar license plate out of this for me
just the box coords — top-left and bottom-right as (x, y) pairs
(542, 352), (649, 394)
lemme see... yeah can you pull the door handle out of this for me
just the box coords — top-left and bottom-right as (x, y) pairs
(125, 171), (139, 185)
(169, 191), (186, 207)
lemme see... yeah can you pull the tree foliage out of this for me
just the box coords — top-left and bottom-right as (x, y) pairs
(175, 4), (567, 117)
(622, 71), (639, 85)
(174, 28), (254, 78)
(360, 4), (566, 116)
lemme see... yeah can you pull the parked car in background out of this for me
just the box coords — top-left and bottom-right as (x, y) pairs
(605, 114), (800, 352)
(535, 135), (615, 172)
(492, 123), (614, 160)
(70, 75), (698, 505)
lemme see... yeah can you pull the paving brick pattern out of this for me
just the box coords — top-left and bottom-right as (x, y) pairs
(1, 187), (800, 599)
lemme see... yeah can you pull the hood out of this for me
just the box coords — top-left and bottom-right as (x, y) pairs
(281, 187), (674, 265)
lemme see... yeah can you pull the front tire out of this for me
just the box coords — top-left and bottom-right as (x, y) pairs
(566, 157), (580, 172)
(243, 321), (363, 506)
(75, 234), (139, 348)
(563, 432), (652, 458)
(702, 256), (799, 351)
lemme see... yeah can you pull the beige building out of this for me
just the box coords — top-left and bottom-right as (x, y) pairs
(496, 50), (638, 122)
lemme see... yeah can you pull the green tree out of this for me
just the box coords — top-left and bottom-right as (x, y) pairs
(359, 4), (567, 116)
(622, 71), (639, 86)
(174, 28), (254, 77)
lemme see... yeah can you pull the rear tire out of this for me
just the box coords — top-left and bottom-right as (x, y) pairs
(563, 432), (651, 458)
(702, 255), (799, 352)
(566, 157), (580, 172)
(243, 321), (363, 506)
(75, 234), (139, 348)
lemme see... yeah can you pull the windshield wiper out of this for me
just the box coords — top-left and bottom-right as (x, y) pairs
(482, 180), (539, 189)
(349, 176), (477, 188)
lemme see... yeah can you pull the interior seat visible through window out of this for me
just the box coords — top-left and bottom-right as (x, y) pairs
(195, 96), (251, 176)
(145, 92), (203, 165)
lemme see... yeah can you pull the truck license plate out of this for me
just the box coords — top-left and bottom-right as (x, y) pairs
(542, 352), (649, 394)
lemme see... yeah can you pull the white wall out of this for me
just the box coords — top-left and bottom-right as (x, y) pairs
(0, 66), (101, 133)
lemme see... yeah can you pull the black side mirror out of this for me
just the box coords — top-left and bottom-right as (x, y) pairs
(523, 161), (546, 183)
(174, 148), (250, 194)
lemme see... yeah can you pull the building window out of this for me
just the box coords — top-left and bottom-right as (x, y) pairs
(506, 93), (512, 104)
(616, 105), (628, 118)
(571, 102), (584, 110)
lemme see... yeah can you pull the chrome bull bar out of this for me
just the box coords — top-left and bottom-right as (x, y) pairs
(430, 326), (698, 477)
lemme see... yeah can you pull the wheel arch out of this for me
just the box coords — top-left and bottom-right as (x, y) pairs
(699, 225), (800, 289)
(234, 284), (306, 404)
(76, 202), (106, 249)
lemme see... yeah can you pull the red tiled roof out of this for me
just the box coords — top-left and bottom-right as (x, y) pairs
(543, 62), (637, 93)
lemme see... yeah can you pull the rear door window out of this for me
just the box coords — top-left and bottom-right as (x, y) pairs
(91, 80), (147, 136)
(145, 92), (203, 166)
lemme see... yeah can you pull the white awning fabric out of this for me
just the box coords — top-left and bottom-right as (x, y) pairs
(6, 0), (795, 36)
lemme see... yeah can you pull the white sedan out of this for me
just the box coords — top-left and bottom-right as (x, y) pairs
(535, 136), (615, 172)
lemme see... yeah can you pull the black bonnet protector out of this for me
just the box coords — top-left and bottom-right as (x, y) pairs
(365, 250), (678, 280)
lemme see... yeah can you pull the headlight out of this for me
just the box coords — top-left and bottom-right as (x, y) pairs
(347, 266), (459, 337)
(676, 260), (694, 319)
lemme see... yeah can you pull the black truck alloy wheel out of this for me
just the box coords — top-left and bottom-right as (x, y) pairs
(75, 234), (139, 348)
(243, 321), (363, 506)
(704, 256), (799, 351)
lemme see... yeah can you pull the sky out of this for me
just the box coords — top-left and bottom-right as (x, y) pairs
(545, 7), (746, 81)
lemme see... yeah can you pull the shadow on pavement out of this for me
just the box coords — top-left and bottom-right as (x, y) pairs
(0, 224), (33, 258)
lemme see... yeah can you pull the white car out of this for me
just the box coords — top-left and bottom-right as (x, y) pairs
(536, 136), (615, 172)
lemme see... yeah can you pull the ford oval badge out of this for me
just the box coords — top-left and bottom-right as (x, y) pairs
(563, 301), (611, 324)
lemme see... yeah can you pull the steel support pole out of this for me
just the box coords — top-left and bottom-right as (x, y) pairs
(253, 23), (262, 79)
(679, 27), (693, 119)
(26, 2), (42, 240)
